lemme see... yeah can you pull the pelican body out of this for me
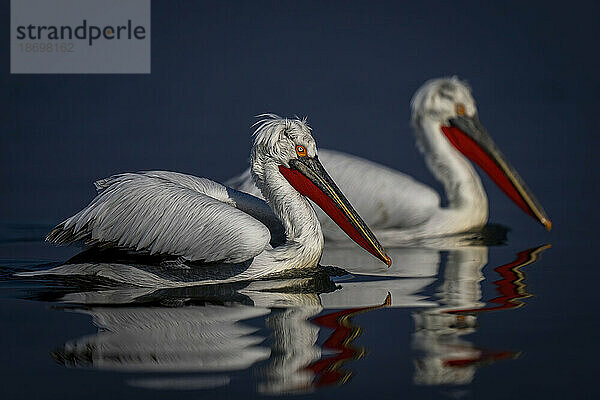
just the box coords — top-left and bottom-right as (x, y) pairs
(43, 116), (390, 285)
(229, 78), (551, 243)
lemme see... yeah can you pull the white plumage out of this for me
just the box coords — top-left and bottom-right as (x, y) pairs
(27, 115), (389, 286)
(48, 171), (274, 264)
(229, 77), (551, 244)
(231, 149), (440, 233)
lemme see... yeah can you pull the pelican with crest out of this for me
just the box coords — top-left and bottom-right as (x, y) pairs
(28, 116), (390, 286)
(229, 78), (551, 244)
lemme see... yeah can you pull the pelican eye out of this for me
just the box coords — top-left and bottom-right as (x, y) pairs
(295, 145), (307, 157)
(455, 103), (466, 116)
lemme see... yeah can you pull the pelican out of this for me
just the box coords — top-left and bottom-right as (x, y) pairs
(34, 116), (390, 286)
(229, 78), (551, 243)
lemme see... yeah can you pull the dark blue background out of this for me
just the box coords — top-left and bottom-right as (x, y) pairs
(2, 1), (598, 235)
(1, 1), (599, 398)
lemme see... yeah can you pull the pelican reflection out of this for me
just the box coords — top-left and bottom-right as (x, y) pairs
(411, 244), (550, 385)
(40, 271), (398, 394)
(19, 243), (548, 392)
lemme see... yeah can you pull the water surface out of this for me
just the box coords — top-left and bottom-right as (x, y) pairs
(2, 232), (574, 399)
(2, 1), (598, 398)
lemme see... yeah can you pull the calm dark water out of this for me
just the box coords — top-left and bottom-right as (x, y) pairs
(1, 237), (592, 399)
(1, 0), (599, 399)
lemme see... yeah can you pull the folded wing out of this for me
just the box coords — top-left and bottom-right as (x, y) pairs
(47, 171), (271, 264)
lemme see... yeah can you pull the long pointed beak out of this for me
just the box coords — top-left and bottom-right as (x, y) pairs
(441, 115), (551, 230)
(279, 157), (391, 266)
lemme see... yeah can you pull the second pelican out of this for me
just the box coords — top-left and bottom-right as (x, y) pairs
(229, 78), (551, 243)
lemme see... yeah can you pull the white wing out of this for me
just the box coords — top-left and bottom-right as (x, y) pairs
(227, 149), (440, 233)
(317, 149), (440, 228)
(47, 171), (271, 263)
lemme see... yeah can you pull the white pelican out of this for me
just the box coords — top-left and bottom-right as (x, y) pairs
(229, 78), (551, 243)
(34, 116), (390, 286)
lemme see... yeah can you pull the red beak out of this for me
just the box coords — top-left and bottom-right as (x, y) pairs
(441, 115), (551, 230)
(279, 157), (391, 266)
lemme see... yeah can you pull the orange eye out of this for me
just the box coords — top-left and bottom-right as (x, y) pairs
(296, 145), (307, 157)
(455, 103), (466, 116)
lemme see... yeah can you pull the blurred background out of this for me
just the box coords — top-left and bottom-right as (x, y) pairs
(2, 2), (600, 398)
(2, 1), (598, 241)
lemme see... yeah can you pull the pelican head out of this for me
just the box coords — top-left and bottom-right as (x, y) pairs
(251, 114), (391, 266)
(251, 115), (318, 170)
(411, 78), (551, 231)
(411, 77), (477, 127)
